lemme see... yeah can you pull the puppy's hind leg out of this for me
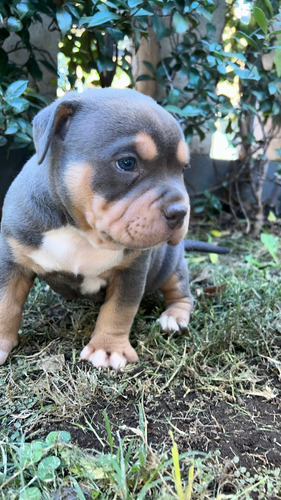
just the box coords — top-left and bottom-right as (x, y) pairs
(0, 240), (34, 364)
(158, 260), (193, 333)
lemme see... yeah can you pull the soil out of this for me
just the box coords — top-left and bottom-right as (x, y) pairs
(35, 363), (281, 475)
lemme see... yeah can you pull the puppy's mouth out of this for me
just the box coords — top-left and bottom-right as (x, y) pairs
(91, 191), (190, 250)
(97, 222), (186, 250)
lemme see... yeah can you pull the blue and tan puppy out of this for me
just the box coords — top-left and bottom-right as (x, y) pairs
(0, 88), (193, 369)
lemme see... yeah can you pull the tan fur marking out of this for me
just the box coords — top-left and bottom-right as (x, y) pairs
(8, 238), (45, 275)
(0, 273), (33, 354)
(64, 162), (95, 230)
(135, 132), (158, 161)
(176, 140), (189, 164)
(161, 273), (193, 323)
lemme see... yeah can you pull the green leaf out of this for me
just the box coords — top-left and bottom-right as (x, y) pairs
(5, 97), (29, 112)
(5, 121), (19, 135)
(6, 16), (23, 32)
(5, 80), (28, 99)
(81, 11), (120, 27)
(128, 0), (143, 6)
(228, 62), (260, 81)
(65, 2), (80, 19)
(173, 11), (189, 34)
(270, 30), (281, 36)
(188, 68), (200, 87)
(253, 6), (268, 35)
(235, 31), (258, 49)
(19, 487), (41, 500)
(182, 104), (204, 116)
(268, 82), (276, 95)
(45, 431), (71, 445)
(274, 35), (281, 76)
(143, 61), (155, 74)
(168, 89), (181, 105)
(136, 74), (153, 81)
(152, 13), (167, 40)
(197, 4), (212, 21)
(263, 0), (273, 18)
(37, 456), (61, 481)
(16, 2), (30, 20)
(20, 442), (46, 466)
(217, 64), (227, 75)
(15, 131), (33, 143)
(268, 210), (277, 222)
(209, 253), (218, 264)
(56, 7), (72, 37)
(134, 8), (153, 16)
(163, 104), (184, 114)
(261, 233), (278, 263)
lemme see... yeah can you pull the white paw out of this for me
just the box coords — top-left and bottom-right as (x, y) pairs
(0, 350), (9, 365)
(80, 347), (127, 370)
(157, 315), (180, 332)
(157, 315), (188, 332)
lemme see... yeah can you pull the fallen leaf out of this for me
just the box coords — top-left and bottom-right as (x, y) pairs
(192, 266), (211, 283)
(40, 354), (65, 373)
(203, 283), (226, 298)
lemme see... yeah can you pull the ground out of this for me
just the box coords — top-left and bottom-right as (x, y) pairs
(0, 219), (281, 499)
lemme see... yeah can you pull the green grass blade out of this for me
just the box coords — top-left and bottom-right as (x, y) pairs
(103, 410), (113, 454)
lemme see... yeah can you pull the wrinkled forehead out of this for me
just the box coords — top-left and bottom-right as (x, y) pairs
(69, 95), (188, 164)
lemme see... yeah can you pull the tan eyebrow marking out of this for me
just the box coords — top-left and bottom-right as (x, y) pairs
(176, 140), (189, 164)
(135, 132), (158, 161)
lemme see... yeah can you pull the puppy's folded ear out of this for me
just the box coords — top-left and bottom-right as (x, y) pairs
(32, 92), (80, 165)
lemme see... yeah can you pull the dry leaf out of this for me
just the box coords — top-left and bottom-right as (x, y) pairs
(40, 354), (65, 373)
(203, 283), (226, 298)
(192, 266), (211, 283)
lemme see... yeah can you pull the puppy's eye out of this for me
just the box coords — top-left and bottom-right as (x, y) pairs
(116, 158), (136, 171)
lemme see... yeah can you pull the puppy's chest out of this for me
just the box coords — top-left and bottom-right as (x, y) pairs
(28, 225), (124, 295)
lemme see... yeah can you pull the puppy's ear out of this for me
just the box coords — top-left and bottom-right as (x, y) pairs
(32, 93), (80, 165)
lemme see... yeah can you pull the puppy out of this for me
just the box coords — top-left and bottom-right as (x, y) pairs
(0, 88), (193, 369)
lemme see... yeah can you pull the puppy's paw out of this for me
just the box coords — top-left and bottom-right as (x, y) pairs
(157, 310), (189, 333)
(80, 338), (139, 370)
(0, 350), (10, 365)
(0, 339), (18, 365)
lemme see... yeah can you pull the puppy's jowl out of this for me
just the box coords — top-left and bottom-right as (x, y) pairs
(0, 88), (193, 369)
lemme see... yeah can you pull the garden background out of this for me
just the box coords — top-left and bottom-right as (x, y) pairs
(0, 1), (281, 498)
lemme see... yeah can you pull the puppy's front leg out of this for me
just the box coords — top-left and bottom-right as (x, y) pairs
(158, 257), (193, 332)
(81, 257), (148, 370)
(0, 241), (34, 364)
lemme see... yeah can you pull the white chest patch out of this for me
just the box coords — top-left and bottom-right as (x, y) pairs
(28, 225), (124, 294)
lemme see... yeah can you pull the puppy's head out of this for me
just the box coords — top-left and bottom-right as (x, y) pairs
(33, 88), (190, 249)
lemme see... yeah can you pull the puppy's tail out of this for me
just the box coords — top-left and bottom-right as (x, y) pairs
(184, 239), (229, 254)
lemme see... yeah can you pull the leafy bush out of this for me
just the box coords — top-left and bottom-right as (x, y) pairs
(1, 0), (280, 230)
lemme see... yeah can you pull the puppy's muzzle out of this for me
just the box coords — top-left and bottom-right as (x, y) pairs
(163, 202), (187, 230)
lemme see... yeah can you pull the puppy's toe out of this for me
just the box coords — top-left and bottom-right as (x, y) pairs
(90, 349), (110, 368)
(0, 339), (18, 365)
(80, 339), (139, 370)
(0, 350), (10, 365)
(157, 311), (189, 333)
(109, 352), (127, 370)
(157, 315), (180, 332)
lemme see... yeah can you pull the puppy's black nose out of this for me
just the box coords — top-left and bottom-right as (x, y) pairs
(163, 203), (187, 229)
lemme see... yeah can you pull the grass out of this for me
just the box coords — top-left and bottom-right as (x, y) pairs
(0, 221), (281, 499)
